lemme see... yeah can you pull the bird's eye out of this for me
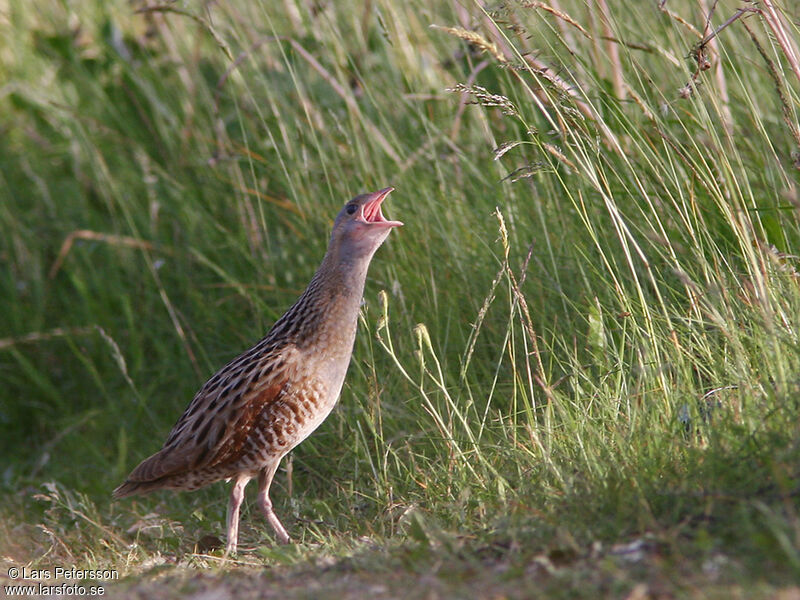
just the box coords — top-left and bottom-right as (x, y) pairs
(345, 204), (358, 215)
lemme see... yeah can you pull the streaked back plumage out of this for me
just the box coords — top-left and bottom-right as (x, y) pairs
(113, 187), (401, 553)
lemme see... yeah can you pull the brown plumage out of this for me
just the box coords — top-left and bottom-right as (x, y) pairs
(113, 187), (402, 553)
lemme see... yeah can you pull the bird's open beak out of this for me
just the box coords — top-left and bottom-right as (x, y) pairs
(362, 187), (403, 228)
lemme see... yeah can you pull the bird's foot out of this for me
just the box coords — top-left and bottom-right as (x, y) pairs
(277, 532), (291, 545)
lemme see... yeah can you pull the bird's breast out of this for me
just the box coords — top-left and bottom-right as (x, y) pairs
(248, 294), (362, 460)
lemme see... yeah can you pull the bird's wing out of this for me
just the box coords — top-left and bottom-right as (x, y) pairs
(122, 342), (298, 484)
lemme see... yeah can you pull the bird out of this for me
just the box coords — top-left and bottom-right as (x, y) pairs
(113, 187), (402, 554)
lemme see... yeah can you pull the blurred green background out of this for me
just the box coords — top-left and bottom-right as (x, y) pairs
(1, 0), (800, 594)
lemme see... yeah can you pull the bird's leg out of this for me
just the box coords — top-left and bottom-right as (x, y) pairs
(257, 462), (291, 544)
(225, 474), (251, 555)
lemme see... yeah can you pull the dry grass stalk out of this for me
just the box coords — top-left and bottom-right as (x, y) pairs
(506, 242), (551, 396)
(430, 25), (507, 63)
(679, 7), (752, 101)
(494, 141), (526, 161)
(134, 4), (234, 61)
(658, 4), (703, 38)
(502, 162), (548, 182)
(0, 327), (95, 350)
(759, 0), (800, 86)
(542, 143), (577, 171)
(624, 84), (656, 123)
(544, 0), (590, 89)
(211, 36), (282, 161)
(48, 230), (202, 378)
(699, 0), (733, 137)
(207, 34), (396, 165)
(475, 12), (620, 150)
(288, 39), (401, 163)
(516, 50), (621, 150)
(521, 1), (592, 40)
(600, 37), (655, 52)
(449, 59), (491, 141)
(446, 83), (519, 116)
(743, 21), (800, 155)
(435, 7), (622, 152)
(48, 230), (158, 279)
(595, 0), (625, 100)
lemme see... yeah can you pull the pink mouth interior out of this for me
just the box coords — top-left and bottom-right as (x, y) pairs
(362, 188), (403, 227)
(363, 199), (387, 223)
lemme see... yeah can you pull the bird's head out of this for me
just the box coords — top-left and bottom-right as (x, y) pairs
(328, 187), (402, 263)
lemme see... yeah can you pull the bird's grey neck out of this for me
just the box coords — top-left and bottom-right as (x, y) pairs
(317, 249), (373, 297)
(270, 252), (372, 350)
(308, 260), (368, 308)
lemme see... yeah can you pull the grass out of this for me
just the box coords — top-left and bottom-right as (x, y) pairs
(1, 0), (800, 597)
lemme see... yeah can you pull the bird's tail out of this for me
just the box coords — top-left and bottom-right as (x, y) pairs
(112, 479), (160, 499)
(112, 446), (185, 499)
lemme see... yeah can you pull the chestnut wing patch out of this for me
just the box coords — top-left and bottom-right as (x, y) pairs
(124, 345), (295, 485)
